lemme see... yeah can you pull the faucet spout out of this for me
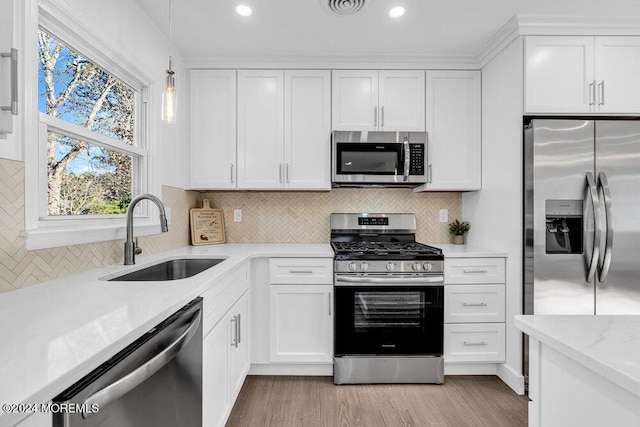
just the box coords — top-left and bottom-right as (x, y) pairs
(124, 194), (169, 265)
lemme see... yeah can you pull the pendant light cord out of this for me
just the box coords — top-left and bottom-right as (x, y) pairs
(168, 0), (173, 70)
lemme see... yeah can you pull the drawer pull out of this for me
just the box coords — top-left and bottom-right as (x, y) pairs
(463, 341), (488, 346)
(463, 269), (488, 274)
(289, 270), (314, 274)
(462, 302), (488, 307)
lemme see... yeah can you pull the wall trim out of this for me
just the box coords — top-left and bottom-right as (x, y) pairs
(498, 362), (526, 395)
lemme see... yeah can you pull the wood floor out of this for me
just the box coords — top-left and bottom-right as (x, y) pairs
(227, 375), (529, 427)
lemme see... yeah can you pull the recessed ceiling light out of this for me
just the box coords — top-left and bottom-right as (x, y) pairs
(235, 4), (252, 17)
(389, 6), (405, 18)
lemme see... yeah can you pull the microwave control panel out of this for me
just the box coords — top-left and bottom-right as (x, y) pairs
(409, 144), (424, 175)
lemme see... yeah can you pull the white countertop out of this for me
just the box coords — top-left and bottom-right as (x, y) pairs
(432, 243), (507, 258)
(515, 315), (640, 399)
(0, 243), (332, 427)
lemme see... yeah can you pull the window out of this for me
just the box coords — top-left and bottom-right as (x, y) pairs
(23, 16), (157, 250)
(37, 29), (141, 216)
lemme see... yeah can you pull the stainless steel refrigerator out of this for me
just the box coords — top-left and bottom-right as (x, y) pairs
(523, 119), (640, 382)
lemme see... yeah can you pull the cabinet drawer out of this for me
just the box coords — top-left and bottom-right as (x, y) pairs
(203, 264), (249, 334)
(269, 258), (333, 284)
(444, 285), (505, 323)
(444, 323), (505, 363)
(445, 258), (505, 284)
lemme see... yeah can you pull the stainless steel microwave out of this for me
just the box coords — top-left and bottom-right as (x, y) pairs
(332, 131), (427, 186)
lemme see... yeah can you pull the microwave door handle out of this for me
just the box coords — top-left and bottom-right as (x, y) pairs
(403, 137), (410, 182)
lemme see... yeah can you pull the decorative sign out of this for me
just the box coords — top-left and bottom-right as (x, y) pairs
(190, 199), (225, 245)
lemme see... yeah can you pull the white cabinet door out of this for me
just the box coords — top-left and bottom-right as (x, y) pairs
(269, 284), (333, 363)
(188, 70), (236, 189)
(202, 317), (230, 427)
(595, 37), (640, 113)
(284, 70), (331, 190)
(379, 70), (425, 131)
(0, 0), (16, 141)
(416, 70), (481, 192)
(237, 70), (284, 189)
(331, 70), (378, 131)
(228, 291), (250, 401)
(524, 36), (595, 114)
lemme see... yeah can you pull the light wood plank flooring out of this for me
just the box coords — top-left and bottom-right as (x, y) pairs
(227, 375), (528, 426)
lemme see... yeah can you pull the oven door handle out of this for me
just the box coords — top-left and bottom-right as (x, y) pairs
(335, 275), (444, 285)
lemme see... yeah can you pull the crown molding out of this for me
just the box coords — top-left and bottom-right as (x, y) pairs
(517, 14), (640, 36)
(475, 16), (521, 68)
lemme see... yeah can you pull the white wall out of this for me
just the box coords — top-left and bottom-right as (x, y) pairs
(463, 37), (525, 394)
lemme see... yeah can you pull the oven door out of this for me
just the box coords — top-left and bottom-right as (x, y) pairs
(334, 277), (444, 356)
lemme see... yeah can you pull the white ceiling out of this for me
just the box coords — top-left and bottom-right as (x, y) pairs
(133, 0), (640, 63)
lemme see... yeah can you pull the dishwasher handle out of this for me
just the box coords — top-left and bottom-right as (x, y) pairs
(81, 309), (202, 418)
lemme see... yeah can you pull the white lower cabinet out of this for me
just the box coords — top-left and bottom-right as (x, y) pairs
(202, 286), (250, 427)
(269, 284), (333, 363)
(444, 257), (506, 366)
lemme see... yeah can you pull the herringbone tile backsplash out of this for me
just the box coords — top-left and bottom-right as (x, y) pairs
(1, 157), (462, 294)
(203, 189), (461, 244)
(0, 158), (198, 294)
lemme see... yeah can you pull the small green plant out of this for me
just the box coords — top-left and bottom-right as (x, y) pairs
(448, 219), (471, 236)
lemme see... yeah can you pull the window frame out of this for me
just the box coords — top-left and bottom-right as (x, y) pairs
(22, 1), (163, 251)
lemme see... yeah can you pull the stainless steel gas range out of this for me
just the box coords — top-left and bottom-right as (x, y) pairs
(330, 213), (445, 384)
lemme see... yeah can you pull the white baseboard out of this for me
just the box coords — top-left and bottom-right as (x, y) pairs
(497, 363), (526, 395)
(249, 363), (333, 376)
(444, 363), (498, 375)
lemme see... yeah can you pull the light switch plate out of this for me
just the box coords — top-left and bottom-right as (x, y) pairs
(439, 209), (448, 223)
(234, 209), (242, 222)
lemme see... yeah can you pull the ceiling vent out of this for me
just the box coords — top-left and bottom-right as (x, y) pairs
(321, 0), (368, 15)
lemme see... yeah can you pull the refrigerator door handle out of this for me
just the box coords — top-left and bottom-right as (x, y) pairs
(585, 172), (601, 283)
(597, 172), (613, 283)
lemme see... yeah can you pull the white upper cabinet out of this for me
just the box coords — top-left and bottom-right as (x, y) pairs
(284, 70), (331, 190)
(237, 70), (285, 189)
(415, 70), (481, 192)
(237, 69), (331, 190)
(0, 0), (17, 141)
(188, 70), (237, 189)
(594, 37), (640, 114)
(525, 36), (640, 114)
(332, 70), (425, 131)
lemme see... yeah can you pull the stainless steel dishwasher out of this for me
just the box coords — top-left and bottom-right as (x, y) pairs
(53, 297), (203, 427)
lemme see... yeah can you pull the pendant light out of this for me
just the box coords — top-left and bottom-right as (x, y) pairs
(162, 0), (177, 124)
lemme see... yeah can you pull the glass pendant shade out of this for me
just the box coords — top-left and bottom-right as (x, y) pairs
(161, 68), (177, 124)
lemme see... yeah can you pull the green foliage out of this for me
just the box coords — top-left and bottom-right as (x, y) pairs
(448, 219), (471, 236)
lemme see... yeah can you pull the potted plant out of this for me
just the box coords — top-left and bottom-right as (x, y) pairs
(448, 219), (470, 245)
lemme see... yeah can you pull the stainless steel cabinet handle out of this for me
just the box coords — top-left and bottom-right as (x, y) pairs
(463, 302), (488, 307)
(237, 313), (241, 344)
(285, 163), (290, 183)
(463, 341), (488, 346)
(598, 81), (605, 106)
(0, 48), (18, 115)
(230, 315), (238, 347)
(585, 172), (601, 283)
(589, 81), (596, 106)
(82, 310), (202, 418)
(381, 106), (385, 128)
(336, 275), (444, 285)
(328, 292), (332, 316)
(279, 163), (283, 184)
(463, 269), (488, 274)
(230, 163), (234, 183)
(374, 106), (378, 127)
(290, 270), (314, 274)
(597, 172), (613, 284)
(427, 164), (433, 183)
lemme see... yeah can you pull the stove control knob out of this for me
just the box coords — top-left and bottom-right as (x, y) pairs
(423, 262), (433, 271)
(412, 262), (422, 271)
(348, 262), (358, 272)
(360, 262), (369, 271)
(386, 262), (396, 271)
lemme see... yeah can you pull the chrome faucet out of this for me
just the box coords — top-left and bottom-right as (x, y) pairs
(124, 194), (169, 265)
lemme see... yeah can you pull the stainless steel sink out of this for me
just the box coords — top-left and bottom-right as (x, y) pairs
(109, 258), (225, 281)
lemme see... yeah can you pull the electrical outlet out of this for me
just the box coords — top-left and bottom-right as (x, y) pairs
(439, 209), (448, 223)
(234, 209), (242, 223)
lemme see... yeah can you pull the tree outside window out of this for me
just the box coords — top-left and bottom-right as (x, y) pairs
(37, 30), (137, 216)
